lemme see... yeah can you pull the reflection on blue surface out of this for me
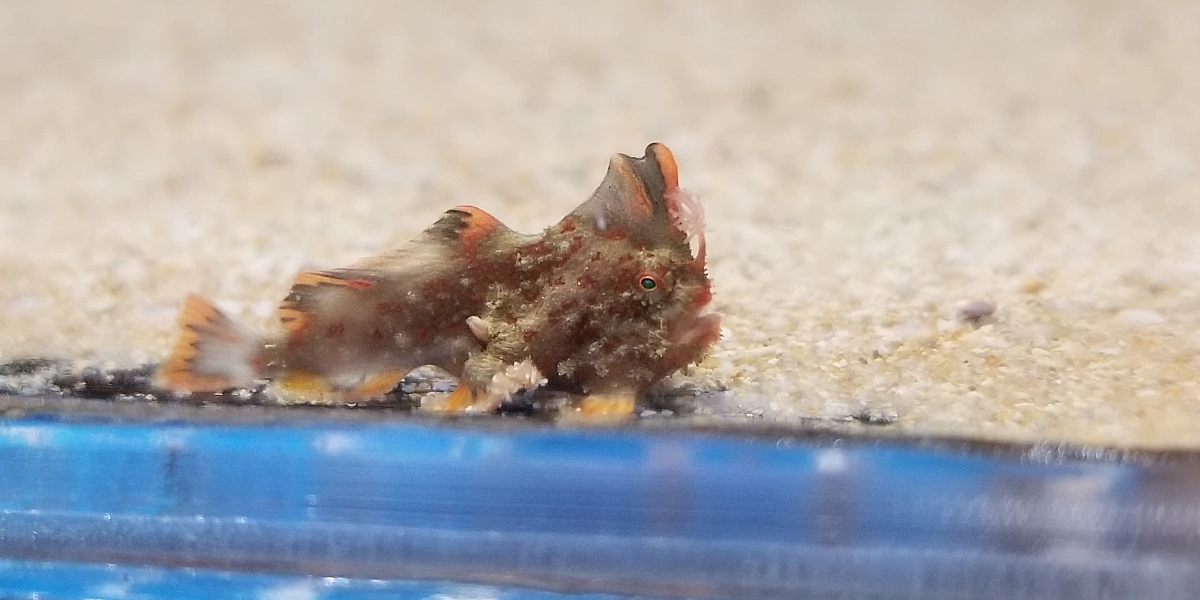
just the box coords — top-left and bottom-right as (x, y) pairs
(0, 558), (650, 600)
(1, 415), (1198, 599)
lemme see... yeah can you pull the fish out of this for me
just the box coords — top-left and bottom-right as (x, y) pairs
(155, 142), (720, 419)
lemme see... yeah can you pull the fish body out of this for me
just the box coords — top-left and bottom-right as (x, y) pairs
(156, 143), (719, 417)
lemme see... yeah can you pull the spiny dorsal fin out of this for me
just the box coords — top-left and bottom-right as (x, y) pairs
(423, 205), (506, 253)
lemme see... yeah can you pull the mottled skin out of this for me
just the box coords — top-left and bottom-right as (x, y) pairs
(156, 143), (719, 417)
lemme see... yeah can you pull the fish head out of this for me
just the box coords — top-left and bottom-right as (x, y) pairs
(555, 143), (720, 388)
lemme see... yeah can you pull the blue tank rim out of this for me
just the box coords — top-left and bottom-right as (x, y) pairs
(4, 394), (1200, 599)
(2, 392), (1198, 467)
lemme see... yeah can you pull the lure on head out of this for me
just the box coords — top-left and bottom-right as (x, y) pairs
(573, 143), (705, 264)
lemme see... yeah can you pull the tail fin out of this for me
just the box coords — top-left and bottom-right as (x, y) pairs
(155, 294), (266, 393)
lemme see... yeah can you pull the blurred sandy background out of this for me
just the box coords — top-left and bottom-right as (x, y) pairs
(1, 0), (1198, 446)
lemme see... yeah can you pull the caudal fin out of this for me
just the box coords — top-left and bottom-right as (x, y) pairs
(155, 294), (266, 393)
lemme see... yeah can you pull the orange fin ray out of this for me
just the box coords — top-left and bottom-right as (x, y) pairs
(291, 269), (378, 290)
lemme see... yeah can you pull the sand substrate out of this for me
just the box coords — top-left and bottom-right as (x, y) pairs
(1, 1), (1198, 447)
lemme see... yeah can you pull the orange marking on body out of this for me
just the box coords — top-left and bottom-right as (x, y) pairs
(326, 322), (345, 338)
(293, 270), (375, 289)
(449, 205), (501, 253)
(293, 271), (344, 287)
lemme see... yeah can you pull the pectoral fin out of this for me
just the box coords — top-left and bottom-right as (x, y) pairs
(421, 358), (547, 414)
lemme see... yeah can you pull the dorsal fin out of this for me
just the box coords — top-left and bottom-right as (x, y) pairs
(422, 205), (506, 253)
(348, 205), (512, 271)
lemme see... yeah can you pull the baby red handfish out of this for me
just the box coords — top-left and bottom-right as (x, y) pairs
(156, 143), (720, 418)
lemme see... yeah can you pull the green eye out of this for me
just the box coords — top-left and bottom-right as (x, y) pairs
(639, 276), (657, 290)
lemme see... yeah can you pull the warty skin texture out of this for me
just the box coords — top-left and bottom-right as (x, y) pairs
(156, 143), (718, 419)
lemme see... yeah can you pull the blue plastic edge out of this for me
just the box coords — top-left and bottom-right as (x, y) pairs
(1, 413), (1199, 600)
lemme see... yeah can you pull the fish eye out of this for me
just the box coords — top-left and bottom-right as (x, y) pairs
(639, 276), (658, 291)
